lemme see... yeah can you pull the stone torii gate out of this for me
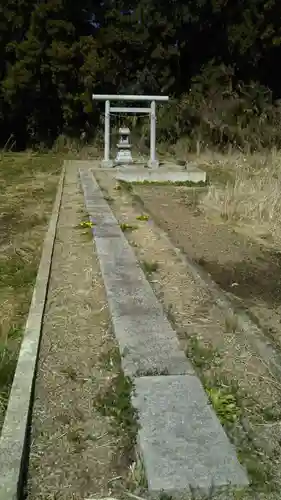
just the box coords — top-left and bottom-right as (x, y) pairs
(92, 94), (169, 168)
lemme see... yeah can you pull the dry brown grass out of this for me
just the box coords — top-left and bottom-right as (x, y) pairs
(51, 134), (103, 159)
(0, 152), (62, 429)
(186, 149), (281, 244)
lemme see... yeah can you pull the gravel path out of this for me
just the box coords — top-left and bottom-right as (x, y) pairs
(27, 164), (130, 500)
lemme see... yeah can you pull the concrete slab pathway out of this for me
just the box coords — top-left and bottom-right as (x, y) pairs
(79, 164), (249, 497)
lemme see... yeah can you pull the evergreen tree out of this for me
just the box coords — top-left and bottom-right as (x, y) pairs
(0, 0), (281, 147)
(0, 0), (101, 147)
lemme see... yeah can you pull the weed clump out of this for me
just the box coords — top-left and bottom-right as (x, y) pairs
(120, 222), (138, 232)
(141, 259), (159, 275)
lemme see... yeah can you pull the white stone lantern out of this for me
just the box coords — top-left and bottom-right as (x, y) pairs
(115, 127), (133, 164)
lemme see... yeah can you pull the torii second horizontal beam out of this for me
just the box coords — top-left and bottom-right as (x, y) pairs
(92, 94), (169, 102)
(110, 106), (151, 113)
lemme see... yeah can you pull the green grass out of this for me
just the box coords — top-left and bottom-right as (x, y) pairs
(0, 343), (18, 410)
(185, 334), (279, 492)
(99, 345), (120, 372)
(0, 253), (37, 288)
(166, 303), (176, 326)
(95, 372), (137, 431)
(7, 325), (23, 340)
(94, 370), (139, 448)
(0, 152), (62, 182)
(132, 179), (208, 186)
(118, 178), (208, 188)
(95, 345), (139, 458)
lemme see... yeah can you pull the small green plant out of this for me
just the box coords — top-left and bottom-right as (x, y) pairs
(104, 195), (113, 202)
(0, 343), (18, 416)
(119, 222), (138, 232)
(0, 343), (17, 386)
(99, 346), (120, 372)
(129, 457), (148, 489)
(119, 180), (133, 191)
(238, 449), (274, 488)
(7, 325), (22, 339)
(0, 254), (37, 288)
(78, 220), (94, 228)
(186, 336), (221, 370)
(77, 217), (94, 240)
(206, 386), (241, 425)
(67, 428), (83, 443)
(136, 214), (149, 221)
(67, 427), (87, 453)
(141, 259), (159, 275)
(262, 403), (281, 422)
(166, 303), (176, 325)
(94, 371), (139, 445)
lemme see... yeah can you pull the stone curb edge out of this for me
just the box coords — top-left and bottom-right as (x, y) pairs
(0, 165), (65, 500)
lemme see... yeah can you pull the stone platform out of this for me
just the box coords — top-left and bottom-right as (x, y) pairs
(96, 160), (207, 184)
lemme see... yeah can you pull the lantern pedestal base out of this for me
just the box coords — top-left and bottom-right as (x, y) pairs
(115, 150), (133, 164)
(101, 159), (114, 168)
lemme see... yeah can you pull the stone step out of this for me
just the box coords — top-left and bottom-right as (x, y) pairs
(133, 375), (249, 496)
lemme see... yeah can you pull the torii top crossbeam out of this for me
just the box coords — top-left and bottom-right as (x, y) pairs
(92, 94), (169, 102)
(92, 94), (169, 168)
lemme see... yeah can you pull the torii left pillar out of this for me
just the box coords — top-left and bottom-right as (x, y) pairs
(103, 100), (113, 167)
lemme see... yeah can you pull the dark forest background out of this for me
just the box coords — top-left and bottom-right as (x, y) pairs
(1, 0), (281, 151)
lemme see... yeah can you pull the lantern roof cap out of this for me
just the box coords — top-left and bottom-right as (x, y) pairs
(119, 127), (130, 134)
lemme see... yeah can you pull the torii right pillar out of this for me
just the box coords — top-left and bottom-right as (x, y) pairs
(147, 100), (159, 169)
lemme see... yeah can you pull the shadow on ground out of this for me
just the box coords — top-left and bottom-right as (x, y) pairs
(196, 249), (281, 306)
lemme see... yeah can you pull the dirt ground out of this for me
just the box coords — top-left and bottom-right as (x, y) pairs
(27, 165), (135, 500)
(94, 169), (281, 499)
(131, 184), (281, 351)
(0, 153), (61, 431)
